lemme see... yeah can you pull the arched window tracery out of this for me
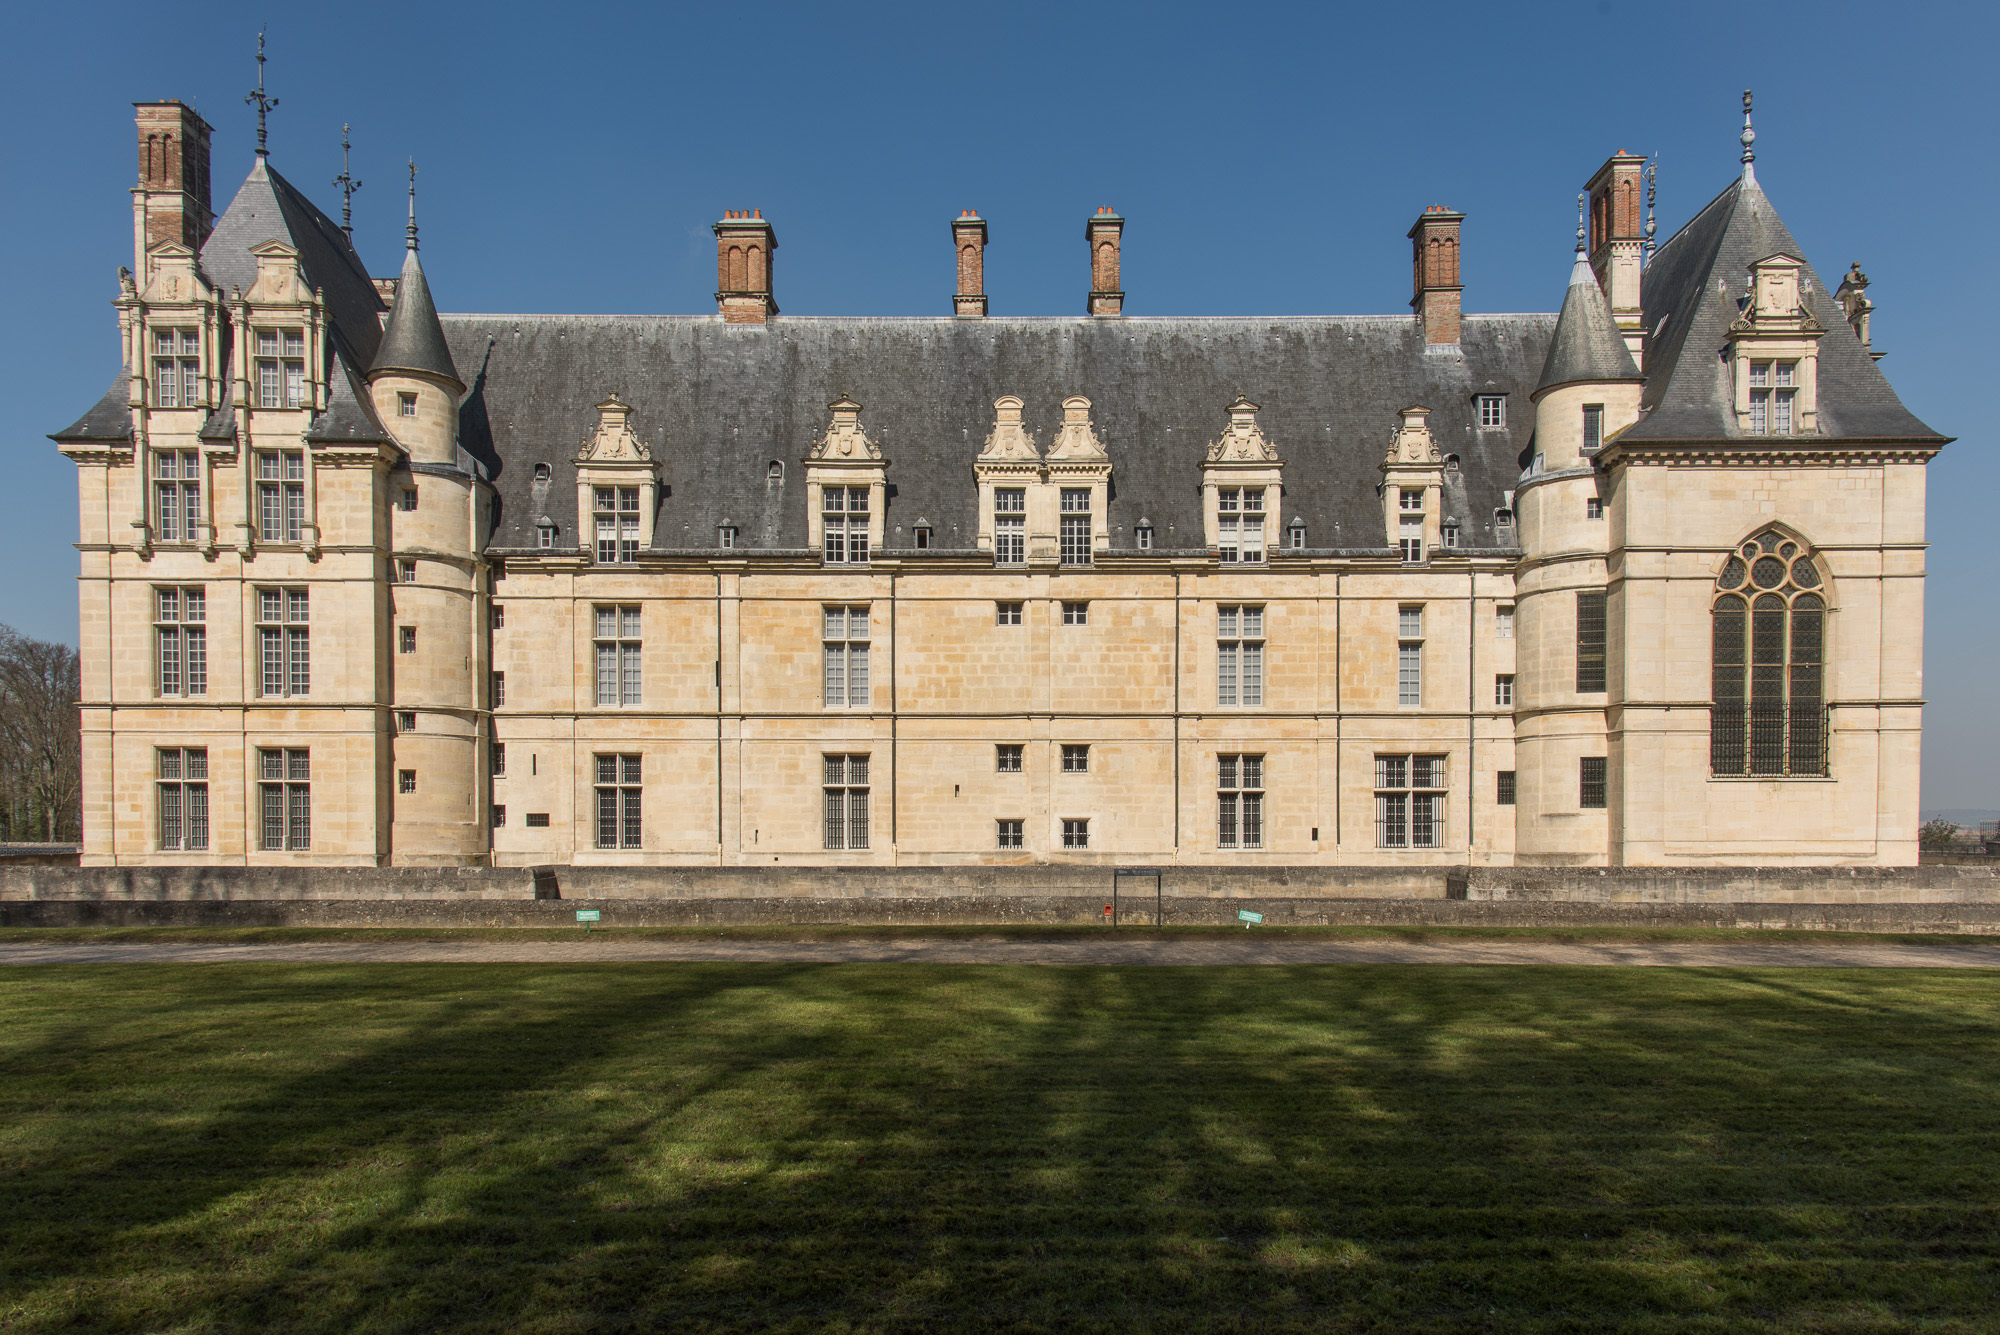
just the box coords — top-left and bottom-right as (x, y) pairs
(1711, 529), (1827, 777)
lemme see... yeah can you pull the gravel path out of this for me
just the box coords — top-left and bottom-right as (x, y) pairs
(3, 937), (1999, 968)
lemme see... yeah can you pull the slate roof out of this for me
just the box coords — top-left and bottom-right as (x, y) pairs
(51, 368), (132, 444)
(1625, 177), (1945, 443)
(1535, 252), (1640, 396)
(448, 314), (1554, 554)
(371, 246), (462, 389)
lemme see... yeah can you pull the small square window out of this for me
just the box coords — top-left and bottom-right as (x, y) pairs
(1476, 395), (1506, 428)
(997, 744), (1024, 773)
(1062, 818), (1090, 849)
(997, 819), (1024, 849)
(397, 488), (418, 512)
(398, 769), (417, 794)
(1061, 744), (1089, 773)
(1497, 771), (1516, 805)
(396, 558), (417, 583)
(1399, 488), (1424, 511)
(395, 710), (416, 734)
(996, 601), (1022, 626)
(1062, 601), (1088, 626)
(1586, 497), (1604, 520)
(398, 393), (417, 418)
(399, 626), (416, 654)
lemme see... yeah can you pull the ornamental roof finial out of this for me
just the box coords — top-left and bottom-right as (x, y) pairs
(1576, 191), (1588, 255)
(333, 124), (362, 239)
(1643, 156), (1658, 267)
(405, 159), (419, 252)
(1740, 89), (1757, 186)
(245, 28), (278, 157)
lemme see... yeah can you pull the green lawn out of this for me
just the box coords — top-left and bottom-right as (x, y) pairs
(3, 966), (1997, 1332)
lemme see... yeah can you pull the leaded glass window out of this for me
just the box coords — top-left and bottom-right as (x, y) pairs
(1711, 530), (1827, 777)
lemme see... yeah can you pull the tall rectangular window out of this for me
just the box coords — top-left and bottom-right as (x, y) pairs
(1580, 756), (1608, 809)
(256, 451), (305, 543)
(993, 488), (1025, 564)
(258, 748), (310, 851)
(1576, 591), (1607, 693)
(1747, 362), (1798, 436)
(1375, 754), (1447, 849)
(152, 328), (200, 409)
(1217, 487), (1266, 564)
(255, 330), (306, 409)
(823, 754), (870, 850)
(1399, 512), (1424, 563)
(1496, 604), (1514, 639)
(594, 605), (642, 707)
(492, 742), (506, 776)
(1476, 394), (1506, 428)
(157, 747), (209, 851)
(1059, 488), (1092, 565)
(595, 753), (643, 849)
(491, 671), (506, 708)
(1494, 674), (1514, 707)
(155, 586), (206, 697)
(594, 486), (641, 563)
(1496, 770), (1517, 805)
(822, 605), (870, 708)
(399, 626), (416, 655)
(1582, 404), (1604, 452)
(1217, 605), (1264, 707)
(1217, 753), (1264, 850)
(257, 587), (309, 698)
(822, 486), (870, 565)
(1398, 604), (1423, 708)
(154, 449), (201, 542)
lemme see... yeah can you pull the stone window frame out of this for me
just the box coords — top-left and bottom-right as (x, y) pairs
(1710, 527), (1830, 779)
(1375, 753), (1447, 850)
(1217, 753), (1265, 850)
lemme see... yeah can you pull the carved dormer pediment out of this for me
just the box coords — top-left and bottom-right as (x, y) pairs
(139, 242), (211, 305)
(244, 239), (311, 307)
(1731, 253), (1824, 335)
(809, 394), (881, 462)
(1045, 395), (1108, 464)
(1205, 395), (1280, 463)
(576, 395), (653, 464)
(1384, 405), (1442, 466)
(977, 395), (1039, 463)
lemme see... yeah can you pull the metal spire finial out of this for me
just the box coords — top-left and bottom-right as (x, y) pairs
(1643, 157), (1658, 267)
(245, 28), (278, 157)
(1739, 89), (1756, 185)
(332, 124), (363, 239)
(1576, 191), (1588, 255)
(405, 159), (419, 252)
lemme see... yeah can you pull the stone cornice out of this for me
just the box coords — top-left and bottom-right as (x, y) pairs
(1597, 438), (1947, 469)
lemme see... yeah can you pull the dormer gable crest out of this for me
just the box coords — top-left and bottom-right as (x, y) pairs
(1045, 394), (1108, 463)
(575, 394), (653, 464)
(1734, 253), (1823, 331)
(244, 239), (311, 306)
(808, 393), (881, 462)
(1205, 394), (1280, 463)
(978, 395), (1040, 462)
(1384, 404), (1442, 467)
(138, 241), (210, 304)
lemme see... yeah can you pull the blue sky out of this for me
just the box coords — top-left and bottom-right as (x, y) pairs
(3, 0), (1993, 809)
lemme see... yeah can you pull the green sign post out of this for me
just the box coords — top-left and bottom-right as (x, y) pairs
(575, 909), (601, 934)
(1237, 910), (1264, 927)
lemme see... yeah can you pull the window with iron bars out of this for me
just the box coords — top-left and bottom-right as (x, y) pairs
(1375, 753), (1447, 849)
(594, 753), (643, 849)
(1576, 591), (1607, 693)
(823, 754), (870, 850)
(157, 747), (209, 851)
(1218, 753), (1264, 849)
(258, 748), (311, 850)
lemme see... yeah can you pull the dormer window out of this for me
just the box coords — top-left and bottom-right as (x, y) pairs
(1747, 361), (1797, 435)
(533, 463), (551, 482)
(718, 525), (737, 549)
(1441, 523), (1459, 549)
(256, 329), (306, 409)
(822, 486), (870, 565)
(1217, 487), (1265, 564)
(993, 488), (1026, 564)
(535, 522), (556, 550)
(594, 486), (640, 563)
(1288, 518), (1306, 550)
(913, 525), (932, 550)
(153, 329), (200, 409)
(1476, 394), (1506, 428)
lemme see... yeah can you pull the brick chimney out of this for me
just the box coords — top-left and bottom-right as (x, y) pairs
(1586, 151), (1647, 359)
(1087, 207), (1124, 316)
(1408, 206), (1464, 346)
(714, 210), (778, 323)
(133, 101), (214, 275)
(953, 211), (988, 317)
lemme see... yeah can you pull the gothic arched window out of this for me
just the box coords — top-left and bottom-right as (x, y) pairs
(1711, 529), (1827, 777)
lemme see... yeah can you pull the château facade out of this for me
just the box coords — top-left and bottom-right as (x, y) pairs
(53, 95), (1947, 869)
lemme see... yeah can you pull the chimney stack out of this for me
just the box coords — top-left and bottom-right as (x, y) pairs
(714, 210), (778, 323)
(953, 211), (988, 316)
(1585, 151), (1648, 361)
(1408, 206), (1464, 346)
(1087, 207), (1124, 316)
(132, 101), (214, 276)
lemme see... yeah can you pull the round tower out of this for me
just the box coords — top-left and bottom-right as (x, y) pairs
(366, 170), (483, 865)
(1514, 217), (1644, 864)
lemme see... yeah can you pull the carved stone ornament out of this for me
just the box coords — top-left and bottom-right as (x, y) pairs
(139, 242), (208, 306)
(576, 395), (652, 463)
(978, 395), (1039, 461)
(1385, 405), (1441, 465)
(1205, 394), (1279, 462)
(1044, 395), (1108, 462)
(809, 395), (881, 461)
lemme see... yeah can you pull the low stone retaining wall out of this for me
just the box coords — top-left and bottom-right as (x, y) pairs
(1458, 865), (2000, 904)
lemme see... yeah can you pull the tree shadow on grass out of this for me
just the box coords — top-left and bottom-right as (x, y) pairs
(3, 965), (1999, 1332)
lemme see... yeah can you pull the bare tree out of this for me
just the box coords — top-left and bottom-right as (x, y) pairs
(0, 624), (81, 843)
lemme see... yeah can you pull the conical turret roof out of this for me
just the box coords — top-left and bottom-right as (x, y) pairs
(371, 245), (462, 390)
(1533, 252), (1640, 397)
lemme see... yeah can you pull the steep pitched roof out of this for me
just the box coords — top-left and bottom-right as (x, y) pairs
(1534, 252), (1640, 396)
(51, 368), (132, 444)
(371, 245), (462, 388)
(448, 313), (1554, 554)
(1625, 177), (1945, 443)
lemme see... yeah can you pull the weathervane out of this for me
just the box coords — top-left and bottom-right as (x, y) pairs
(245, 28), (278, 157)
(1740, 88), (1756, 185)
(1643, 157), (1658, 267)
(332, 124), (362, 238)
(406, 159), (419, 251)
